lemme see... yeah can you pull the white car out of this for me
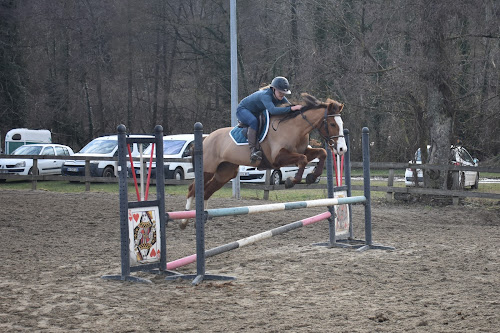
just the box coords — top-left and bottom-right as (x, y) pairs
(62, 135), (150, 177)
(405, 146), (479, 189)
(129, 134), (207, 180)
(0, 144), (74, 175)
(238, 162), (319, 185)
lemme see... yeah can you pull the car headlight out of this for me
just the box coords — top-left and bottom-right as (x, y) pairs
(14, 161), (26, 167)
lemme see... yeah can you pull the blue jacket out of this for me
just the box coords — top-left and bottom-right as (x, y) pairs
(237, 88), (291, 116)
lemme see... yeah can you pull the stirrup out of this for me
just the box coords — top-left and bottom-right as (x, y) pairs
(250, 150), (263, 162)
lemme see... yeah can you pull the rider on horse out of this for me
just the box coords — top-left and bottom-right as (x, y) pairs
(236, 76), (304, 162)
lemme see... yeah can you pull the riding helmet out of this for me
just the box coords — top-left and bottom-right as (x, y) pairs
(270, 76), (291, 94)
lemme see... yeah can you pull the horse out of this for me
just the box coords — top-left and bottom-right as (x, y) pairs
(179, 93), (347, 229)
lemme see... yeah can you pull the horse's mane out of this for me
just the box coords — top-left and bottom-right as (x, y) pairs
(279, 93), (329, 121)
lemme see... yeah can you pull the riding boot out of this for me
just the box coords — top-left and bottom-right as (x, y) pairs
(247, 127), (262, 162)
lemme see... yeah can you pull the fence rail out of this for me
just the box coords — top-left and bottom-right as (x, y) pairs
(1, 155), (499, 202)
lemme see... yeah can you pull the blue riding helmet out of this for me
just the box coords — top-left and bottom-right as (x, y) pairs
(270, 76), (291, 94)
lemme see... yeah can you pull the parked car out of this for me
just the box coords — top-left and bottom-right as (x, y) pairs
(238, 161), (319, 185)
(405, 145), (479, 189)
(62, 135), (150, 177)
(0, 144), (74, 176)
(129, 134), (207, 180)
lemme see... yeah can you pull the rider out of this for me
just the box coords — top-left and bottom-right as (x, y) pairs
(236, 76), (304, 162)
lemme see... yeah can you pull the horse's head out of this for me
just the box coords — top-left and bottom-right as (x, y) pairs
(309, 96), (347, 155)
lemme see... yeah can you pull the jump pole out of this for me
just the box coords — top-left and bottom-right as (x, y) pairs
(166, 211), (333, 270)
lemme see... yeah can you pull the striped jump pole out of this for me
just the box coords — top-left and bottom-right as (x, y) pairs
(166, 211), (332, 271)
(166, 196), (367, 221)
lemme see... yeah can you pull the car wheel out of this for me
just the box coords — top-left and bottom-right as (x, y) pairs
(102, 166), (115, 177)
(270, 170), (281, 185)
(28, 167), (38, 175)
(173, 168), (184, 180)
(471, 173), (479, 189)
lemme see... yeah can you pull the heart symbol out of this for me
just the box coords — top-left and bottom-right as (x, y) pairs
(133, 213), (140, 222)
(150, 249), (156, 257)
(128, 211), (133, 221)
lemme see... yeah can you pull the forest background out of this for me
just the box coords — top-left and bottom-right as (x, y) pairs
(1, 0), (499, 165)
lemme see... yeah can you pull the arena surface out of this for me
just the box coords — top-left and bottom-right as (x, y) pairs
(1, 189), (499, 332)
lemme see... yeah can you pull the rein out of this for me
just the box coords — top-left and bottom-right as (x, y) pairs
(300, 108), (344, 144)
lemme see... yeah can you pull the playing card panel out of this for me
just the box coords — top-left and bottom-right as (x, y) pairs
(334, 191), (350, 239)
(128, 206), (161, 265)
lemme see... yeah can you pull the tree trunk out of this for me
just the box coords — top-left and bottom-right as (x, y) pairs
(421, 3), (453, 190)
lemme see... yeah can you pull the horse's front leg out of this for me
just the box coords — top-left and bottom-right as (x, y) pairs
(303, 147), (327, 184)
(273, 149), (309, 188)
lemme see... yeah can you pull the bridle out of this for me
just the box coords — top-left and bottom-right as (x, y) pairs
(300, 108), (344, 147)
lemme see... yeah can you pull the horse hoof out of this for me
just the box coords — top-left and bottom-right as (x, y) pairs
(306, 173), (316, 184)
(285, 177), (295, 189)
(179, 220), (188, 230)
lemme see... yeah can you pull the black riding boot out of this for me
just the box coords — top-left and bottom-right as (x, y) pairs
(247, 127), (262, 162)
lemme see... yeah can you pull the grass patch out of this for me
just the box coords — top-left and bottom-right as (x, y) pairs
(0, 178), (405, 202)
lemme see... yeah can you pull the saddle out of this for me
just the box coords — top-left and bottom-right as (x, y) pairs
(229, 110), (270, 145)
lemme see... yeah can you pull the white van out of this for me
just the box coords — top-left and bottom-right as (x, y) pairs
(61, 135), (151, 177)
(4, 128), (52, 154)
(129, 134), (207, 180)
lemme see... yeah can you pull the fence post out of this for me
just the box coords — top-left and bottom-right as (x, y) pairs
(386, 168), (394, 201)
(31, 158), (38, 190)
(85, 160), (91, 191)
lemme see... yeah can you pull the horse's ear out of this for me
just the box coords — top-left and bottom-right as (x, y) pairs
(327, 100), (334, 113)
(339, 103), (344, 112)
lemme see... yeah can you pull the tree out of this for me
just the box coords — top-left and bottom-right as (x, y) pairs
(0, 0), (26, 135)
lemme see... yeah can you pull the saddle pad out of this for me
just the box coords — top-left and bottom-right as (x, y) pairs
(229, 110), (270, 145)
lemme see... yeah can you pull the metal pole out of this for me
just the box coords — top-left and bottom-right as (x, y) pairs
(230, 0), (240, 199)
(362, 127), (372, 246)
(193, 122), (206, 285)
(154, 125), (167, 273)
(117, 124), (130, 279)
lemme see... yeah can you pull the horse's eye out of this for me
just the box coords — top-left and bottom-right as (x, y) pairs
(330, 123), (336, 127)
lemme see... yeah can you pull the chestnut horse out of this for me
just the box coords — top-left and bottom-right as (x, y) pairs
(179, 93), (347, 229)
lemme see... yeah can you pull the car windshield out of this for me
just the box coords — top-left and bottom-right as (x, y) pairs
(143, 140), (187, 155)
(12, 145), (43, 155)
(79, 139), (117, 154)
(456, 147), (474, 164)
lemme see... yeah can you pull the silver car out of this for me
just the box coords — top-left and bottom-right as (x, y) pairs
(405, 146), (479, 189)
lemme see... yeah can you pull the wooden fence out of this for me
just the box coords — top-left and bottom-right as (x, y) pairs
(1, 155), (499, 203)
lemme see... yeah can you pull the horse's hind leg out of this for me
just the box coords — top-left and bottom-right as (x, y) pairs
(179, 163), (238, 229)
(204, 162), (239, 199)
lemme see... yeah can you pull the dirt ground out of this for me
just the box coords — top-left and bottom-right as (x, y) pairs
(0, 189), (499, 332)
